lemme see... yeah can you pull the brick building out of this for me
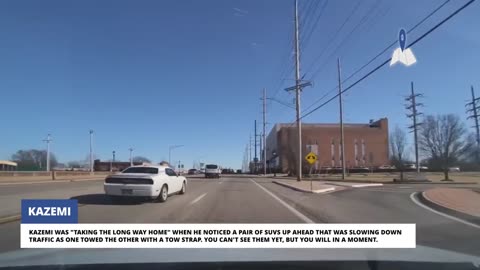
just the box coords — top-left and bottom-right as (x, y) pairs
(265, 118), (389, 173)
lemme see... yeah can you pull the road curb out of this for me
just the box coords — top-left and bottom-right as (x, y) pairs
(269, 177), (476, 185)
(0, 215), (21, 224)
(418, 191), (480, 226)
(0, 178), (104, 186)
(272, 180), (335, 194)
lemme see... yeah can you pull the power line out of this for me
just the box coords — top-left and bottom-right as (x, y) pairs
(270, 60), (294, 101)
(302, 89), (335, 113)
(303, 0), (362, 75)
(271, 0), (317, 101)
(299, 0), (476, 122)
(271, 0), (324, 102)
(301, 0), (329, 51)
(299, 0), (320, 33)
(301, 0), (453, 114)
(307, 0), (382, 80)
(270, 36), (295, 101)
(340, 0), (451, 87)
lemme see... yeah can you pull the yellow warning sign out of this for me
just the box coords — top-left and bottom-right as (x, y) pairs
(305, 152), (317, 165)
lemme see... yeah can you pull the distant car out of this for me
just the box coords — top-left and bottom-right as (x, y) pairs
(378, 165), (395, 170)
(236, 169), (242, 174)
(419, 166), (428, 171)
(449, 167), (460, 172)
(221, 168), (235, 174)
(357, 167), (370, 172)
(188, 169), (197, 175)
(104, 165), (187, 202)
(205, 164), (221, 178)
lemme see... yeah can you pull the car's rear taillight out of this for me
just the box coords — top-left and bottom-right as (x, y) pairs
(105, 178), (154, 185)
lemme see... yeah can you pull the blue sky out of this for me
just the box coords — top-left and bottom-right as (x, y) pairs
(0, 0), (479, 169)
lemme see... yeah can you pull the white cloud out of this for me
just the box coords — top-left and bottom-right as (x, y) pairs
(233, 7), (249, 14)
(233, 7), (249, 16)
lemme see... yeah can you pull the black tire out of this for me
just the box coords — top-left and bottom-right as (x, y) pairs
(157, 185), (168, 203)
(179, 181), (186, 194)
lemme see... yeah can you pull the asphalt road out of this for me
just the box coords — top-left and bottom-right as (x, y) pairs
(0, 176), (479, 257)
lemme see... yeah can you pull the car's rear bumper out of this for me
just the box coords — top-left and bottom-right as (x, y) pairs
(104, 183), (159, 198)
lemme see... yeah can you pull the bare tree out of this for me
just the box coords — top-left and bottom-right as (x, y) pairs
(419, 114), (467, 180)
(67, 161), (83, 169)
(463, 133), (480, 162)
(390, 126), (408, 180)
(12, 149), (58, 171)
(133, 156), (152, 163)
(457, 132), (480, 171)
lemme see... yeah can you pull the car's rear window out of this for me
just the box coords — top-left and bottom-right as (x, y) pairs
(122, 167), (159, 174)
(206, 165), (218, 169)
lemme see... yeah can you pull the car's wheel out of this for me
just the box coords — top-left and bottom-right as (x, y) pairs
(180, 181), (186, 195)
(157, 185), (168, 202)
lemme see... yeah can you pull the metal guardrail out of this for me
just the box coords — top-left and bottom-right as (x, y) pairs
(0, 171), (111, 178)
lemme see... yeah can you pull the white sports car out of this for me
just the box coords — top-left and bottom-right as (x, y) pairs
(104, 165), (187, 202)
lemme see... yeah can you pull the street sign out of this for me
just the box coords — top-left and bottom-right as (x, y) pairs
(305, 152), (317, 165)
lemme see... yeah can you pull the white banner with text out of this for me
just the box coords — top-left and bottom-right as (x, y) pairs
(21, 224), (416, 248)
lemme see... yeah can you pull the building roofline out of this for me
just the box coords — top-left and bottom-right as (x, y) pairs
(0, 160), (17, 166)
(274, 118), (387, 129)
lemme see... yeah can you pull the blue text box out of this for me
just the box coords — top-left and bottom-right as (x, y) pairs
(21, 199), (78, 224)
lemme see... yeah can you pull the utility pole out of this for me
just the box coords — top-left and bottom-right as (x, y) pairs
(249, 135), (252, 173)
(259, 132), (262, 164)
(284, 0), (312, 181)
(111, 150), (116, 172)
(242, 144), (247, 172)
(89, 130), (94, 172)
(43, 134), (52, 172)
(249, 135), (252, 162)
(262, 88), (267, 175)
(169, 145), (184, 165)
(254, 120), (258, 173)
(129, 148), (133, 166)
(337, 58), (346, 180)
(466, 85), (480, 162)
(405, 82), (423, 174)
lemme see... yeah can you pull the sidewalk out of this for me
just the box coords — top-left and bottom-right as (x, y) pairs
(272, 179), (336, 193)
(422, 188), (480, 218)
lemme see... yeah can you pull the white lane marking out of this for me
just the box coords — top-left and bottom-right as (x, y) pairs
(357, 188), (401, 193)
(352, 183), (384, 188)
(250, 179), (314, 224)
(410, 192), (480, 230)
(189, 193), (207, 205)
(399, 186), (412, 189)
(218, 181), (223, 184)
